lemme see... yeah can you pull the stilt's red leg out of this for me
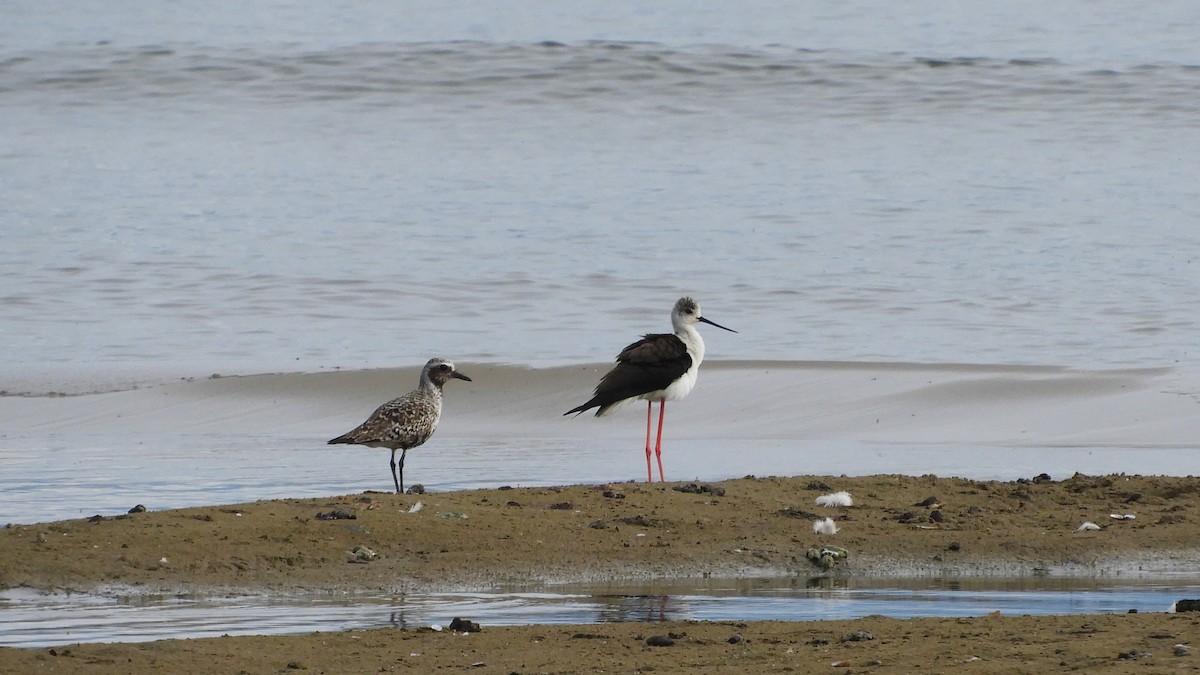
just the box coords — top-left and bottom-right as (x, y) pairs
(654, 399), (667, 482)
(644, 400), (654, 482)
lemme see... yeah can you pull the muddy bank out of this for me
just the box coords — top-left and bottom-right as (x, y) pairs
(4, 474), (1198, 594)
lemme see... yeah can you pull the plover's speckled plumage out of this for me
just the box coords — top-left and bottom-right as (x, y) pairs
(565, 297), (736, 482)
(329, 358), (471, 493)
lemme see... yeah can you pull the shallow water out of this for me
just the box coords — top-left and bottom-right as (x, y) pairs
(3, 577), (1198, 648)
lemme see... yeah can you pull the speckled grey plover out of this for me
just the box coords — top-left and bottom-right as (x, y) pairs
(564, 297), (736, 482)
(329, 358), (471, 493)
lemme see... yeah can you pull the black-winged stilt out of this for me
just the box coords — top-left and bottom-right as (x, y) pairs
(564, 297), (736, 482)
(328, 358), (471, 493)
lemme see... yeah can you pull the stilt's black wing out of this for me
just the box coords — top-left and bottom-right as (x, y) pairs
(564, 333), (692, 415)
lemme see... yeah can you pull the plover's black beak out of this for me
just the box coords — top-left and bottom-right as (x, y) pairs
(453, 371), (472, 382)
(699, 316), (737, 333)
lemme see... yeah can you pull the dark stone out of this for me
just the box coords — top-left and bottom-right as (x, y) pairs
(914, 496), (939, 507)
(1174, 599), (1200, 612)
(506, 501), (522, 507)
(806, 481), (833, 491)
(589, 521), (607, 529)
(406, 484), (426, 495)
(1032, 473), (1053, 483)
(645, 635), (675, 647)
(727, 633), (745, 644)
(127, 504), (146, 514)
(671, 482), (725, 496)
(896, 511), (926, 524)
(449, 617), (482, 633)
(619, 515), (664, 528)
(548, 502), (574, 510)
(777, 507), (820, 520)
(947, 541), (961, 551)
(930, 510), (945, 523)
(1124, 492), (1143, 503)
(602, 490), (626, 499)
(314, 509), (356, 520)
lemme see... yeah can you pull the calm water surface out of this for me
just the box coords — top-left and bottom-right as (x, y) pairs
(3, 2), (1200, 392)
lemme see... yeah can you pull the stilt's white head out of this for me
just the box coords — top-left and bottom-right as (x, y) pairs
(670, 297), (737, 334)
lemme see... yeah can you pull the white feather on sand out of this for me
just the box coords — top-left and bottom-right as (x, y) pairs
(812, 517), (839, 535)
(815, 491), (853, 508)
(1075, 521), (1101, 532)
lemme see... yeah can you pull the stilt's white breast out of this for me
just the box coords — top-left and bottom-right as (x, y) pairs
(640, 325), (705, 403)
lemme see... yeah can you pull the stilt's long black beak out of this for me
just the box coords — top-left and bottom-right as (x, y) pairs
(453, 371), (472, 382)
(699, 316), (738, 333)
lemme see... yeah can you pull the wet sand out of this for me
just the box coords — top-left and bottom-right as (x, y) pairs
(3, 473), (1200, 673)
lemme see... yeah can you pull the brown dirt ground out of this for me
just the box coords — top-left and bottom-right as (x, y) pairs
(2, 474), (1199, 673)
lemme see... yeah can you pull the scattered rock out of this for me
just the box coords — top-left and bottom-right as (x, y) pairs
(1173, 599), (1200, 612)
(807, 545), (850, 570)
(673, 483), (725, 496)
(315, 510), (356, 521)
(1032, 473), (1053, 483)
(505, 501), (522, 507)
(127, 504), (146, 514)
(778, 507), (820, 520)
(602, 490), (626, 499)
(914, 496), (940, 507)
(727, 633), (745, 644)
(1117, 649), (1150, 660)
(1064, 473), (1113, 493)
(929, 510), (945, 523)
(619, 515), (666, 528)
(449, 617), (481, 633)
(896, 512), (927, 524)
(348, 545), (377, 562)
(548, 502), (574, 510)
(646, 635), (675, 647)
(840, 629), (874, 643)
(946, 541), (961, 552)
(588, 521), (607, 529)
(806, 481), (833, 491)
(1123, 492), (1143, 503)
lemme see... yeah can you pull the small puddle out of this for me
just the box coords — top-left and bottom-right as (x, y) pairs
(4, 577), (1199, 648)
